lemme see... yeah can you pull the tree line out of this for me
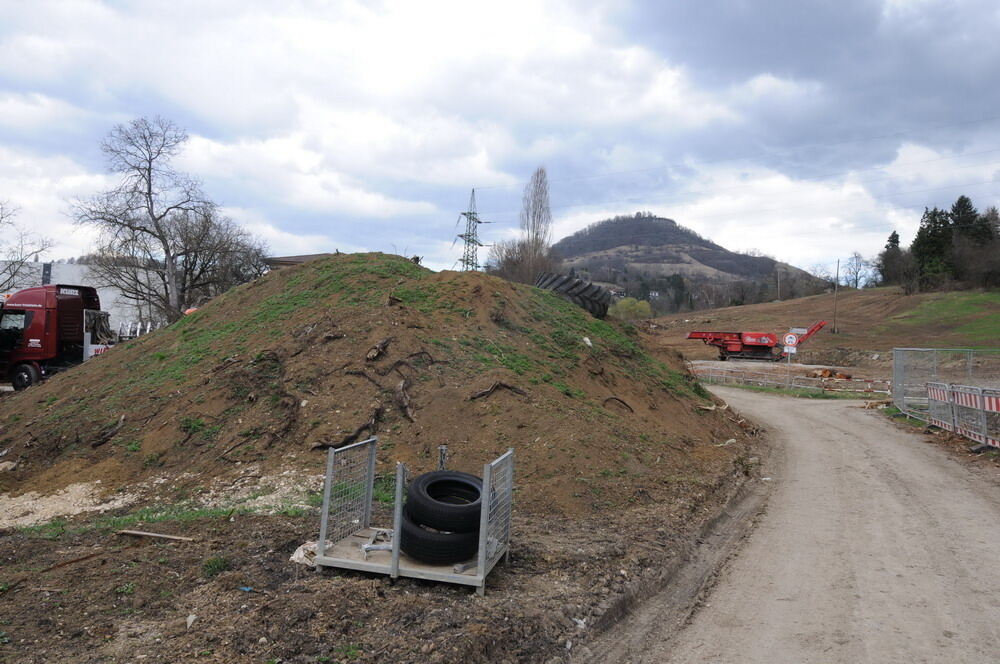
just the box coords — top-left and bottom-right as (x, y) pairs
(875, 195), (999, 293)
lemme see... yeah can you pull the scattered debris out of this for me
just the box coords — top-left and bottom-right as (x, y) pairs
(602, 396), (634, 413)
(366, 337), (393, 361)
(394, 378), (415, 422)
(314, 404), (384, 449)
(186, 614), (197, 630)
(90, 414), (126, 448)
(469, 382), (528, 400)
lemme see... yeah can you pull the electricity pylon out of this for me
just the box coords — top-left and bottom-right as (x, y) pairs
(457, 189), (489, 271)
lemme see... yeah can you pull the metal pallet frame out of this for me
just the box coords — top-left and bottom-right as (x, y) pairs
(314, 438), (515, 595)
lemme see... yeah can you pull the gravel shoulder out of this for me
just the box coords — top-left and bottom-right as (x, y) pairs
(591, 386), (1000, 664)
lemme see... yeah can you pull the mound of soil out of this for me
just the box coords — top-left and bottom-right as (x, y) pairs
(0, 253), (762, 663)
(1, 253), (741, 516)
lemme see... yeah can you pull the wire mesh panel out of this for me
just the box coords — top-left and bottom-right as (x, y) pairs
(317, 437), (378, 557)
(984, 389), (1000, 448)
(893, 348), (1000, 418)
(952, 385), (986, 443)
(926, 382), (954, 430)
(483, 449), (515, 571)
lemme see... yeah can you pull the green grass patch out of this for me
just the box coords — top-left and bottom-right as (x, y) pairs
(202, 557), (230, 578)
(884, 291), (1000, 344)
(882, 405), (928, 427)
(725, 384), (876, 399)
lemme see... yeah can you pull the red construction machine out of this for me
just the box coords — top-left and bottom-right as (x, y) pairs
(686, 320), (827, 361)
(0, 284), (115, 390)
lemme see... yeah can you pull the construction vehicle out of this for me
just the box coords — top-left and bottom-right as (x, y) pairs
(0, 284), (115, 390)
(686, 320), (827, 361)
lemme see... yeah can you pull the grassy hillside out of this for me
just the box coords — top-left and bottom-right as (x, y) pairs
(652, 287), (1000, 369)
(0, 253), (748, 516)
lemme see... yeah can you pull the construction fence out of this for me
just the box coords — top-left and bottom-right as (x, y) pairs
(692, 365), (890, 396)
(892, 348), (1000, 419)
(926, 382), (1000, 449)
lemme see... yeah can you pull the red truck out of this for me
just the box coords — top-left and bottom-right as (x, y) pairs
(686, 320), (827, 361)
(0, 284), (115, 390)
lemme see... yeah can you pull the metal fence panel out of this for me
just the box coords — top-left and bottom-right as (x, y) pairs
(484, 449), (515, 570)
(893, 348), (1000, 418)
(925, 383), (1000, 448)
(317, 437), (378, 557)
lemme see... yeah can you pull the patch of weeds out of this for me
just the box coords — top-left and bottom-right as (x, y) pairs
(19, 518), (67, 540)
(334, 644), (362, 660)
(0, 631), (9, 645)
(552, 381), (584, 398)
(373, 475), (396, 504)
(0, 582), (9, 593)
(882, 405), (927, 428)
(44, 395), (58, 406)
(180, 416), (206, 435)
(279, 506), (308, 517)
(114, 582), (135, 595)
(202, 556), (230, 578)
(143, 453), (163, 468)
(306, 491), (324, 507)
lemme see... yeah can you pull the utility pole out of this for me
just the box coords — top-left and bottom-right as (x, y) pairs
(832, 258), (840, 334)
(457, 189), (488, 271)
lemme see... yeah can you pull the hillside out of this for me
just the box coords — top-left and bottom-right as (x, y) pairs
(650, 287), (1000, 371)
(0, 253), (761, 663)
(551, 213), (827, 313)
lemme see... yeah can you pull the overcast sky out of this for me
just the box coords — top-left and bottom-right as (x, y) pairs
(2, 0), (999, 272)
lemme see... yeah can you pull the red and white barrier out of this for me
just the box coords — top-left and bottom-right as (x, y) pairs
(926, 382), (1000, 449)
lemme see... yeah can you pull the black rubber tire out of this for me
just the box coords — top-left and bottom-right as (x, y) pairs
(406, 470), (483, 533)
(11, 363), (39, 391)
(399, 507), (480, 565)
(533, 272), (612, 319)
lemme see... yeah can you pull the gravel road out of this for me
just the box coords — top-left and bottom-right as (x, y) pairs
(593, 387), (1000, 664)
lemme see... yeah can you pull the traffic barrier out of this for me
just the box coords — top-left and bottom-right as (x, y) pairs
(925, 382), (1000, 449)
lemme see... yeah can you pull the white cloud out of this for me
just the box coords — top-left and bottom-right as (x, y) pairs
(0, 92), (95, 132)
(0, 145), (107, 258)
(181, 134), (437, 217)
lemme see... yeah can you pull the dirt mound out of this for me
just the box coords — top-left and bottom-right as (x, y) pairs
(0, 253), (744, 517)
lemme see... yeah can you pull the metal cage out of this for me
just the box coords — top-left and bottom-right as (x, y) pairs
(314, 440), (515, 595)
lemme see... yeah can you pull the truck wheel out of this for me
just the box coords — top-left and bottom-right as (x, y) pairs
(406, 470), (483, 533)
(534, 273), (612, 319)
(11, 363), (40, 391)
(399, 508), (479, 565)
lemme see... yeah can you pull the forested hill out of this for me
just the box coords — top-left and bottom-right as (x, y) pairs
(552, 214), (722, 257)
(550, 212), (828, 314)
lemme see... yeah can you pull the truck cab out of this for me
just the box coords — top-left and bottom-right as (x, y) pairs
(0, 284), (114, 390)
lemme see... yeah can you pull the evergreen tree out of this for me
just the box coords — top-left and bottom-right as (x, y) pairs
(949, 195), (993, 245)
(910, 207), (953, 282)
(875, 231), (903, 284)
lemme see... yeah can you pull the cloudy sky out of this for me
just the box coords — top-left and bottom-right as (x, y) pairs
(2, 0), (999, 272)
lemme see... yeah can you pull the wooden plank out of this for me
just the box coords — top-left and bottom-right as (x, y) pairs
(117, 530), (195, 542)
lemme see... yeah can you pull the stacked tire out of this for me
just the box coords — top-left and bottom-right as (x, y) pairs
(534, 273), (612, 319)
(400, 470), (483, 565)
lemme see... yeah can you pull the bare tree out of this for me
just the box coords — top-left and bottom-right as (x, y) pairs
(843, 251), (871, 289)
(487, 166), (558, 283)
(73, 117), (267, 321)
(0, 201), (53, 292)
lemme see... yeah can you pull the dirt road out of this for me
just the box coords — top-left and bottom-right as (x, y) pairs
(589, 387), (1000, 663)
